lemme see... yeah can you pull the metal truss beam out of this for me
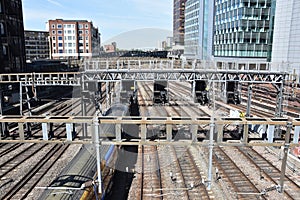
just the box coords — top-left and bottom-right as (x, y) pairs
(0, 116), (299, 148)
(0, 72), (81, 86)
(0, 61), (288, 85)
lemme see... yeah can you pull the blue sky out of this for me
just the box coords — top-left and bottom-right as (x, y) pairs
(22, 0), (173, 42)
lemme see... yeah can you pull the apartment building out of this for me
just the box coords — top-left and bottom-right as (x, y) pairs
(24, 30), (49, 61)
(0, 0), (25, 72)
(48, 19), (101, 59)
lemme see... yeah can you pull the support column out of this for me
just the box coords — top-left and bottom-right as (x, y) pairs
(93, 117), (102, 195)
(207, 120), (215, 190)
(66, 123), (73, 141)
(141, 123), (146, 141)
(166, 122), (172, 141)
(192, 80), (196, 102)
(116, 117), (121, 142)
(19, 82), (23, 115)
(191, 124), (198, 142)
(267, 125), (275, 143)
(18, 123), (25, 140)
(42, 123), (48, 140)
(246, 84), (252, 117)
(243, 123), (249, 143)
(279, 122), (292, 193)
(217, 124), (224, 143)
(293, 125), (300, 144)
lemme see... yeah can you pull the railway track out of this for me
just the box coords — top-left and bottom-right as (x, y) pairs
(213, 146), (264, 200)
(139, 145), (162, 199)
(3, 144), (69, 199)
(173, 146), (211, 199)
(237, 146), (300, 199)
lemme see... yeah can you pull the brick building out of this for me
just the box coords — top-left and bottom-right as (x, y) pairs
(48, 19), (101, 59)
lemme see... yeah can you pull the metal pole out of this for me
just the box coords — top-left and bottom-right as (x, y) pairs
(94, 117), (102, 195)
(106, 82), (109, 111)
(192, 80), (196, 102)
(19, 82), (23, 115)
(246, 84), (252, 117)
(278, 122), (292, 193)
(276, 81), (284, 118)
(81, 75), (87, 137)
(207, 81), (215, 190)
(207, 120), (215, 190)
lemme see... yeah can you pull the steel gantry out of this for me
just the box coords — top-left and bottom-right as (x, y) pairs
(0, 59), (297, 196)
(0, 59), (288, 84)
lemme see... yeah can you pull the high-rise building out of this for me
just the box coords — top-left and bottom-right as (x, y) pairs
(24, 30), (50, 61)
(271, 0), (300, 73)
(173, 0), (187, 47)
(0, 0), (25, 72)
(184, 0), (214, 60)
(48, 19), (101, 59)
(214, 0), (272, 59)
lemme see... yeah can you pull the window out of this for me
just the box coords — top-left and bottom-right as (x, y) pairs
(52, 36), (56, 41)
(79, 24), (83, 29)
(68, 36), (72, 40)
(59, 49), (63, 53)
(0, 23), (4, 35)
(85, 24), (89, 29)
(2, 45), (7, 55)
(58, 36), (63, 40)
(67, 24), (72, 28)
(52, 30), (56, 34)
(57, 30), (62, 34)
(51, 24), (55, 29)
(79, 30), (83, 34)
(58, 43), (63, 47)
(57, 24), (62, 29)
(68, 49), (73, 53)
(68, 30), (72, 34)
(53, 43), (56, 47)
(68, 43), (72, 47)
(85, 30), (89, 34)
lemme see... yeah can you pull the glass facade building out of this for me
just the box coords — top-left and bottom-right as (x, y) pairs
(214, 0), (272, 58)
(272, 0), (300, 71)
(173, 0), (187, 46)
(184, 0), (214, 59)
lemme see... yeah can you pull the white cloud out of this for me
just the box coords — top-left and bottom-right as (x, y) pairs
(47, 0), (63, 7)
